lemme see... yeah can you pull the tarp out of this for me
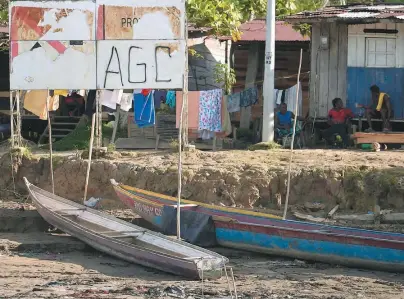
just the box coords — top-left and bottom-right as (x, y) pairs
(160, 206), (217, 247)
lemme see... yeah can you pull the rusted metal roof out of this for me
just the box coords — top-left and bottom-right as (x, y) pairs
(284, 4), (404, 23)
(238, 20), (309, 42)
(188, 23), (211, 33)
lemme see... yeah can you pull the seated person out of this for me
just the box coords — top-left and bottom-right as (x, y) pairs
(62, 92), (85, 117)
(323, 98), (354, 147)
(275, 103), (306, 143)
(358, 85), (392, 132)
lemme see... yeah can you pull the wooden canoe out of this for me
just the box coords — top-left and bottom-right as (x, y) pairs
(112, 180), (404, 272)
(24, 178), (228, 280)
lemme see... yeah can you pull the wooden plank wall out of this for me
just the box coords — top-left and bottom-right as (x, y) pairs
(310, 23), (348, 117)
(232, 41), (310, 121)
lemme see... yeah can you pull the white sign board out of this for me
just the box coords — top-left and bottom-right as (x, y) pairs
(96, 0), (185, 40)
(9, 1), (96, 41)
(9, 0), (186, 90)
(97, 40), (185, 89)
(10, 41), (96, 90)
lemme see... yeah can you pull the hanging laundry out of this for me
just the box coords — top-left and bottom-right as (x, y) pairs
(216, 94), (232, 138)
(68, 90), (81, 96)
(53, 90), (69, 97)
(274, 89), (283, 105)
(100, 90), (123, 110)
(226, 93), (241, 113)
(199, 130), (215, 140)
(166, 91), (176, 108)
(119, 93), (133, 112)
(285, 84), (302, 116)
(23, 90), (59, 120)
(198, 89), (222, 134)
(240, 87), (258, 108)
(153, 90), (167, 110)
(221, 95), (232, 136)
(141, 89), (152, 96)
(133, 91), (155, 128)
(176, 91), (200, 129)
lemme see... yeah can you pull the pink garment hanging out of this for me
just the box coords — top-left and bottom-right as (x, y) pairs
(176, 91), (200, 129)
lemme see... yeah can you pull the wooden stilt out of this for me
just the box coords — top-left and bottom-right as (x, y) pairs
(283, 49), (303, 220)
(9, 90), (14, 148)
(97, 90), (103, 147)
(16, 91), (22, 147)
(46, 92), (55, 194)
(177, 13), (189, 240)
(95, 91), (100, 148)
(83, 113), (96, 202)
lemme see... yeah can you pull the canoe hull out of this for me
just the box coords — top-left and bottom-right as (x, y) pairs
(113, 183), (164, 228)
(112, 181), (404, 272)
(35, 205), (204, 278)
(25, 179), (228, 280)
(215, 220), (404, 273)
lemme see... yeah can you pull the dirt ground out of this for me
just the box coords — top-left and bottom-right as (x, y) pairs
(1, 202), (404, 299)
(1, 234), (404, 299)
(1, 149), (404, 298)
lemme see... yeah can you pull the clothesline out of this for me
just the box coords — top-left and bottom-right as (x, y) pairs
(231, 71), (310, 89)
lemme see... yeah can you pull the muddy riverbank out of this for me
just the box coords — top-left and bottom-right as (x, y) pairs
(0, 203), (403, 299)
(1, 149), (404, 214)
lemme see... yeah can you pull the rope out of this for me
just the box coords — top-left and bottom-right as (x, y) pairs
(10, 151), (16, 194)
(201, 259), (204, 298)
(223, 263), (234, 298)
(230, 267), (238, 299)
(231, 71), (310, 89)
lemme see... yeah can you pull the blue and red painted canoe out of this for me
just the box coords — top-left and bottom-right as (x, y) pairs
(111, 180), (404, 272)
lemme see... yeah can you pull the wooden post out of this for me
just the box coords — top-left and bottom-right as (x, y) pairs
(16, 91), (22, 147)
(83, 114), (96, 202)
(283, 49), (303, 220)
(177, 13), (189, 240)
(94, 90), (102, 148)
(98, 90), (103, 147)
(46, 92), (55, 194)
(9, 91), (14, 148)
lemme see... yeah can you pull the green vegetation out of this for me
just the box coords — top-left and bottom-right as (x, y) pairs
(49, 121), (126, 151)
(248, 141), (281, 151)
(10, 146), (33, 160)
(214, 63), (236, 95)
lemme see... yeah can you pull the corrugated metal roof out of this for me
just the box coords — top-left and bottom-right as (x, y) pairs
(284, 4), (404, 23)
(188, 23), (212, 33)
(238, 20), (309, 42)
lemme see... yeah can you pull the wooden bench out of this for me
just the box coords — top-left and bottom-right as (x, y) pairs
(352, 132), (404, 145)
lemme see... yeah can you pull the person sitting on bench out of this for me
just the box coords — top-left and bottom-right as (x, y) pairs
(275, 103), (307, 144)
(359, 85), (392, 132)
(323, 98), (353, 148)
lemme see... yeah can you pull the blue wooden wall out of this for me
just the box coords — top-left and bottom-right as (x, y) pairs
(347, 67), (404, 118)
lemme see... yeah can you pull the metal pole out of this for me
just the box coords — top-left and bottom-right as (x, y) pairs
(262, 0), (276, 142)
